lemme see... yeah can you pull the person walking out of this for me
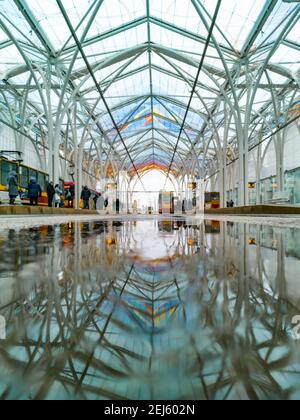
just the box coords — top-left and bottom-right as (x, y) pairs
(96, 193), (105, 211)
(104, 197), (109, 213)
(47, 181), (55, 207)
(132, 200), (138, 214)
(68, 184), (75, 208)
(92, 192), (99, 210)
(81, 186), (91, 210)
(116, 198), (120, 214)
(8, 171), (19, 205)
(28, 177), (42, 206)
(54, 184), (62, 208)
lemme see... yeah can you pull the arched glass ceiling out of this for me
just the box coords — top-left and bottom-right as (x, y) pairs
(0, 0), (299, 178)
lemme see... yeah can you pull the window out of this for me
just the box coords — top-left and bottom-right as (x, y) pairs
(19, 166), (29, 189)
(37, 172), (46, 192)
(0, 161), (18, 186)
(29, 169), (38, 183)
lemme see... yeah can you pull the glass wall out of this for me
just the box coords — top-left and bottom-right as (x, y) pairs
(0, 160), (17, 186)
(260, 176), (278, 204)
(284, 167), (300, 205)
(19, 166), (29, 189)
(247, 168), (300, 205)
(226, 188), (238, 206)
(37, 172), (47, 192)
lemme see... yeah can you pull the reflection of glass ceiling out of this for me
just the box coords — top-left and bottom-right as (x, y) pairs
(0, 0), (299, 177)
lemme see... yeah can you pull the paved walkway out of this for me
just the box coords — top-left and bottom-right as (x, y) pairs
(1, 213), (300, 230)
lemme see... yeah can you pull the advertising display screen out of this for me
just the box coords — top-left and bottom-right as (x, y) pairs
(205, 192), (221, 209)
(159, 192), (174, 214)
(188, 182), (197, 190)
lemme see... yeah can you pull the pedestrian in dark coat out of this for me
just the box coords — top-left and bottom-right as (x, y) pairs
(68, 184), (75, 208)
(28, 178), (42, 206)
(8, 171), (19, 205)
(116, 198), (120, 214)
(47, 181), (55, 207)
(81, 186), (91, 210)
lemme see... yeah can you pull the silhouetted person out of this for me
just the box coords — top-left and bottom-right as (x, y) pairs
(93, 193), (99, 209)
(116, 198), (120, 214)
(66, 184), (75, 208)
(70, 185), (75, 207)
(47, 181), (55, 207)
(81, 186), (91, 210)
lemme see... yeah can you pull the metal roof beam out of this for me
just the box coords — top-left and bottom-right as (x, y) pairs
(70, 44), (148, 80)
(62, 16), (148, 56)
(0, 39), (13, 50)
(282, 39), (300, 51)
(99, 62), (220, 96)
(149, 16), (236, 57)
(13, 0), (56, 56)
(56, 0), (146, 187)
(240, 0), (278, 57)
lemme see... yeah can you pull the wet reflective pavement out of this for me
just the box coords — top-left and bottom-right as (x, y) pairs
(1, 219), (300, 400)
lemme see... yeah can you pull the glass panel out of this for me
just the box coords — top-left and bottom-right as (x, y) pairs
(0, 161), (17, 186)
(0, 0), (44, 50)
(255, 1), (298, 48)
(37, 172), (46, 192)
(29, 169), (38, 183)
(285, 168), (300, 205)
(19, 166), (29, 189)
(0, 45), (26, 73)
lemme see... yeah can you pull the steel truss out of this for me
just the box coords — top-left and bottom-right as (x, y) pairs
(0, 0), (298, 206)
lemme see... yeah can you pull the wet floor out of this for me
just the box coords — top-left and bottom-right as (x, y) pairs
(1, 218), (300, 400)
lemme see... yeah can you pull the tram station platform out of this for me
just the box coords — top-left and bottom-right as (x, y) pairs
(2, 204), (300, 218)
(0, 205), (99, 216)
(205, 205), (300, 216)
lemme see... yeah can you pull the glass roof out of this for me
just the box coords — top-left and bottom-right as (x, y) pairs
(0, 0), (299, 178)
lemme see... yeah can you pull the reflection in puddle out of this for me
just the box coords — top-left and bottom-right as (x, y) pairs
(1, 219), (300, 400)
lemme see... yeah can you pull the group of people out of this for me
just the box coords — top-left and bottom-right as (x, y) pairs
(81, 186), (118, 212)
(227, 200), (235, 208)
(46, 182), (71, 208)
(7, 172), (120, 212)
(8, 172), (42, 206)
(49, 183), (112, 211)
(7, 172), (69, 208)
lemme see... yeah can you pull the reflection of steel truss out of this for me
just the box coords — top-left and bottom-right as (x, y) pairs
(0, 1), (299, 193)
(0, 221), (300, 399)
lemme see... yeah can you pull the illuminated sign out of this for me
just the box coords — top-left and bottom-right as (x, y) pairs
(188, 182), (197, 190)
(106, 183), (117, 190)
